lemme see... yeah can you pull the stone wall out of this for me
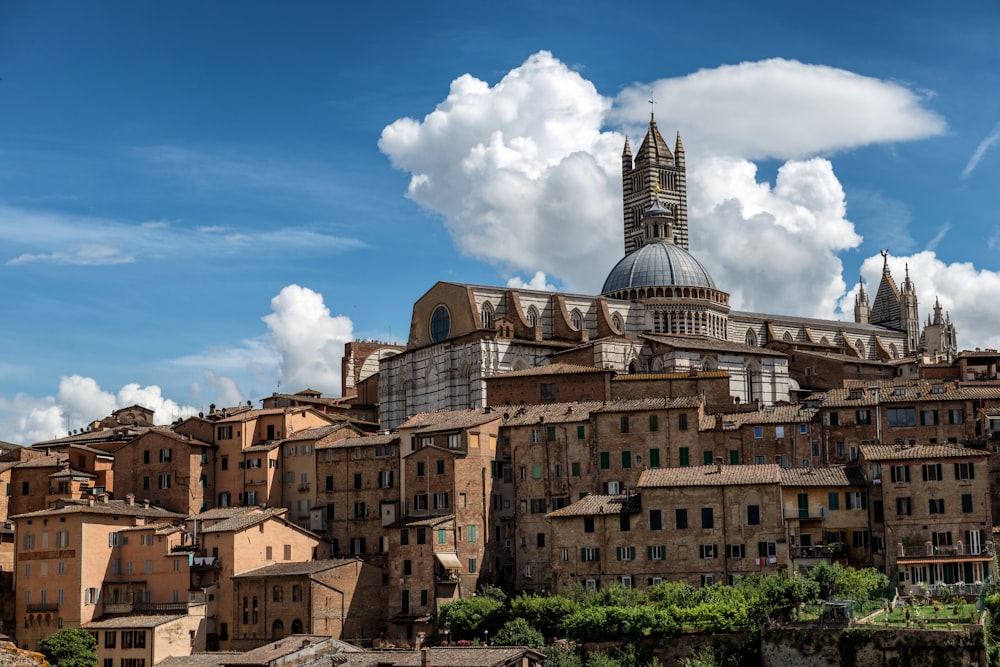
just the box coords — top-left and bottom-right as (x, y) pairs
(761, 625), (985, 667)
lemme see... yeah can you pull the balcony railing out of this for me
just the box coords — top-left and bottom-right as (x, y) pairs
(26, 602), (59, 612)
(898, 542), (993, 558)
(103, 601), (191, 615)
(170, 544), (200, 553)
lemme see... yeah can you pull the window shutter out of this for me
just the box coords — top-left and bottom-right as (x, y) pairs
(580, 548), (586, 561)
(861, 492), (868, 510)
(922, 466), (928, 482)
(594, 547), (600, 561)
(970, 463), (975, 479)
(647, 546), (653, 560)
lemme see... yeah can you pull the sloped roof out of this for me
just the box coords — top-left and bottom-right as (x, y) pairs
(321, 433), (399, 450)
(233, 558), (360, 578)
(200, 507), (289, 533)
(705, 405), (816, 430)
(398, 408), (501, 432)
(335, 647), (544, 667)
(639, 464), (781, 488)
(12, 498), (185, 520)
(859, 442), (987, 462)
(547, 494), (641, 518)
(84, 614), (186, 629)
(780, 466), (867, 487)
(488, 363), (610, 378)
(642, 333), (787, 357)
(500, 401), (604, 427)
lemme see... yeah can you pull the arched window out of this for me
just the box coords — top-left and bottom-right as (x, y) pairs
(526, 306), (539, 327)
(855, 339), (866, 358)
(612, 313), (624, 332)
(481, 302), (494, 330)
(272, 619), (284, 640)
(888, 343), (898, 359)
(745, 329), (758, 346)
(782, 331), (794, 342)
(252, 596), (258, 624)
(291, 619), (304, 634)
(242, 597), (249, 624)
(429, 305), (451, 343)
(292, 585), (302, 602)
(571, 309), (583, 330)
(272, 586), (282, 603)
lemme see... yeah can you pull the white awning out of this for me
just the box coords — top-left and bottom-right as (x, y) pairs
(435, 552), (462, 569)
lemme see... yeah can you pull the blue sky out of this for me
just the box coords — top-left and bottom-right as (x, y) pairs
(2, 1), (999, 442)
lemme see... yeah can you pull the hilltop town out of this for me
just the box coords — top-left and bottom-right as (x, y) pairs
(1, 115), (998, 666)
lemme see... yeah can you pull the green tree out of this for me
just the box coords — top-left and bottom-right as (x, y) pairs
(38, 628), (98, 667)
(681, 648), (719, 667)
(437, 595), (506, 640)
(511, 593), (579, 640)
(494, 617), (545, 648)
(543, 640), (583, 667)
(585, 650), (621, 667)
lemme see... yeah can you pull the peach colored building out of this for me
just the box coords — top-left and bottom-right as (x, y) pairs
(212, 407), (336, 510)
(11, 496), (186, 650)
(86, 612), (206, 667)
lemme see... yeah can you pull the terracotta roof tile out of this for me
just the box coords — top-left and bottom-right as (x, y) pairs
(710, 405), (816, 429)
(547, 494), (641, 518)
(84, 614), (186, 629)
(321, 433), (399, 450)
(500, 402), (604, 426)
(780, 466), (867, 487)
(642, 333), (787, 357)
(12, 499), (185, 521)
(398, 409), (502, 432)
(638, 464), (781, 488)
(488, 363), (610, 378)
(859, 442), (988, 461)
(233, 558), (359, 578)
(613, 369), (731, 381)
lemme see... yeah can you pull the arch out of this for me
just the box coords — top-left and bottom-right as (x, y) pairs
(855, 339), (866, 358)
(820, 336), (830, 346)
(628, 360), (640, 374)
(888, 343), (899, 359)
(272, 619), (285, 640)
(651, 357), (663, 372)
(272, 585), (282, 603)
(480, 302), (494, 330)
(570, 309), (583, 331)
(702, 355), (718, 371)
(292, 585), (303, 602)
(782, 331), (794, 342)
(745, 329), (758, 347)
(429, 305), (451, 343)
(526, 306), (539, 328)
(611, 312), (624, 333)
(291, 619), (304, 634)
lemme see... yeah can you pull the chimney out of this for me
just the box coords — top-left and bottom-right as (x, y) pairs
(125, 493), (135, 506)
(421, 648), (430, 667)
(87, 496), (95, 507)
(143, 499), (150, 509)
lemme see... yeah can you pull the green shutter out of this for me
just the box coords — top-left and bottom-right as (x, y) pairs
(571, 462), (581, 477)
(649, 448), (660, 468)
(622, 451), (632, 469)
(703, 450), (713, 465)
(577, 425), (585, 439)
(594, 547), (600, 561)
(600, 452), (610, 469)
(758, 542), (767, 557)
(616, 547), (623, 560)
(962, 494), (973, 513)
(679, 448), (690, 467)
(828, 492), (839, 510)
(533, 465), (542, 479)
(649, 414), (658, 432)
(861, 492), (868, 510)
(581, 548), (586, 561)
(647, 546), (654, 560)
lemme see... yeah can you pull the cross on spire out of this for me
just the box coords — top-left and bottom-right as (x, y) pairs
(648, 96), (656, 121)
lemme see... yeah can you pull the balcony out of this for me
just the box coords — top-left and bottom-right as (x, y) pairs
(26, 602), (59, 612)
(898, 542), (993, 559)
(170, 543), (200, 554)
(103, 601), (191, 615)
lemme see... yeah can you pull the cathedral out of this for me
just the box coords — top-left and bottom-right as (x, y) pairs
(374, 114), (956, 430)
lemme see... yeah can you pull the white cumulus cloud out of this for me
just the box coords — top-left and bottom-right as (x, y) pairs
(263, 285), (354, 394)
(0, 376), (199, 445)
(377, 52), (1000, 350)
(506, 271), (558, 292)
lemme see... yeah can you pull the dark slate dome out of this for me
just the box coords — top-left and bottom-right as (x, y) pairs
(601, 241), (717, 294)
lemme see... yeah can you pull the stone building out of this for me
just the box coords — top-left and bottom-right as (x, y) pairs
(374, 116), (949, 432)
(779, 466), (870, 571)
(316, 432), (400, 559)
(859, 443), (993, 591)
(84, 613), (206, 667)
(809, 382), (1000, 465)
(230, 559), (383, 649)
(635, 464), (788, 586)
(279, 423), (361, 532)
(701, 404), (819, 468)
(109, 429), (215, 514)
(189, 506), (327, 651)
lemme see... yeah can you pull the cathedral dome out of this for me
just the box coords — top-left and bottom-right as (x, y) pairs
(601, 241), (717, 295)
